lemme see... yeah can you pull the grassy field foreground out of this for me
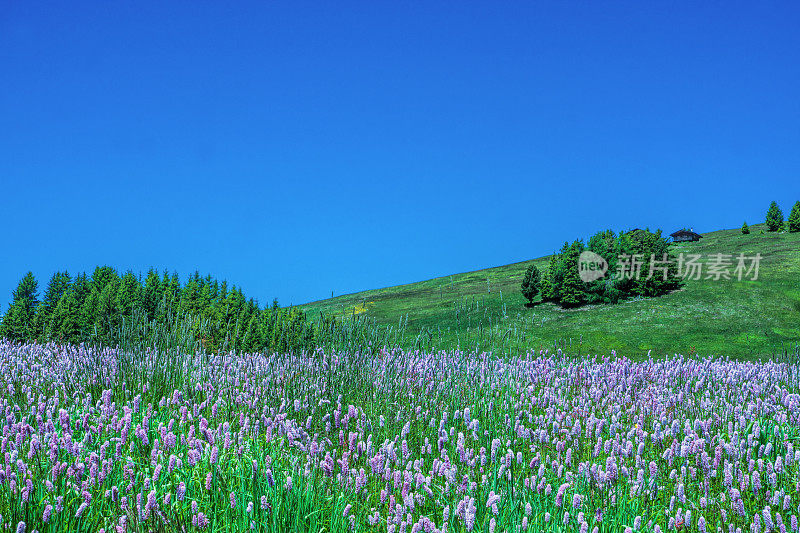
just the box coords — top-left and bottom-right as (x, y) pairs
(302, 225), (800, 359)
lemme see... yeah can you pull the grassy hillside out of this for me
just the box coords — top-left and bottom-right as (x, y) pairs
(301, 224), (800, 359)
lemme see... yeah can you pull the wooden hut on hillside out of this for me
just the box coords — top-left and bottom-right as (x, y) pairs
(670, 228), (702, 242)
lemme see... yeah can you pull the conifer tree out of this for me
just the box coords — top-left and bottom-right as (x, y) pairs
(766, 201), (784, 231)
(34, 271), (71, 337)
(788, 201), (800, 233)
(115, 271), (141, 318)
(539, 255), (558, 302)
(179, 276), (201, 316)
(210, 278), (219, 301)
(142, 269), (162, 320)
(166, 273), (181, 312)
(156, 271), (172, 321)
(91, 266), (118, 293)
(585, 229), (617, 303)
(96, 280), (120, 338)
(50, 289), (82, 343)
(199, 283), (213, 316)
(242, 313), (262, 353)
(79, 289), (100, 337)
(741, 221), (750, 234)
(520, 265), (541, 305)
(0, 272), (39, 341)
(72, 273), (91, 309)
(558, 241), (587, 308)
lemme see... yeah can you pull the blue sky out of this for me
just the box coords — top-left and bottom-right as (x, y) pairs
(1, 1), (798, 310)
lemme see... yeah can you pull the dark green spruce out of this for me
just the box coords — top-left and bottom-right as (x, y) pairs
(765, 201), (784, 232)
(788, 201), (800, 233)
(520, 265), (541, 305)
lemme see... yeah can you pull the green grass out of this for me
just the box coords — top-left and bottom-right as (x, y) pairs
(301, 224), (800, 359)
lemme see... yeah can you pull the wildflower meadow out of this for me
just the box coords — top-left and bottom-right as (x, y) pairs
(1, 341), (799, 532)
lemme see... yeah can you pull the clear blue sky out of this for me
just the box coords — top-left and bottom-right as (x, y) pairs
(1, 1), (798, 310)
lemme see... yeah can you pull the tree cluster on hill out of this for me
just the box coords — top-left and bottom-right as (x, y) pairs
(526, 228), (682, 308)
(0, 267), (313, 353)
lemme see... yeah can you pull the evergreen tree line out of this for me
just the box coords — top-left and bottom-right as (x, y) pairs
(522, 228), (683, 308)
(743, 200), (800, 234)
(0, 267), (315, 353)
(761, 200), (800, 233)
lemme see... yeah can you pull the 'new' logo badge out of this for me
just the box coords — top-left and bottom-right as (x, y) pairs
(578, 251), (608, 282)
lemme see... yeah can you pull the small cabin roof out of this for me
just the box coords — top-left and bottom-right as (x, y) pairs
(670, 229), (702, 239)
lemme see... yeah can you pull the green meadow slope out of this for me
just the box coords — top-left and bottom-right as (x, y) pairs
(302, 224), (800, 359)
